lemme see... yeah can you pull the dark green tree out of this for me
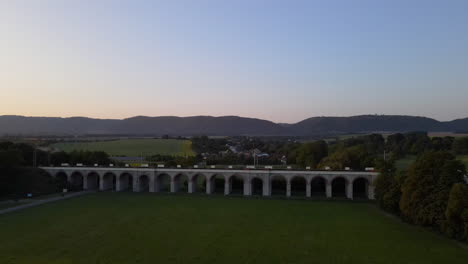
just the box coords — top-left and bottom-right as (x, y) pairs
(400, 151), (465, 228)
(445, 183), (468, 241)
(295, 140), (328, 168)
(452, 137), (468, 155)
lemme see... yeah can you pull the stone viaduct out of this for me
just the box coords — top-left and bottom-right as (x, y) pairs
(41, 166), (378, 200)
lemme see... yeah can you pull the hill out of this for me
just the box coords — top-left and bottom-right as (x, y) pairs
(1, 114), (467, 136)
(0, 115), (285, 136)
(289, 115), (444, 135)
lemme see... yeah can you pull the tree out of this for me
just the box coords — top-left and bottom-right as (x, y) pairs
(318, 144), (374, 170)
(445, 183), (468, 241)
(295, 140), (328, 168)
(430, 136), (454, 152)
(452, 137), (468, 155)
(400, 151), (465, 228)
(402, 132), (432, 155)
(374, 159), (405, 214)
(0, 149), (25, 168)
(386, 133), (405, 158)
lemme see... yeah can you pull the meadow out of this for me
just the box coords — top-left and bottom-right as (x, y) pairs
(51, 139), (194, 157)
(0, 193), (467, 264)
(396, 155), (468, 171)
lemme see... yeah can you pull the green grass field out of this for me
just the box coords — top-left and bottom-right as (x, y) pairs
(458, 155), (468, 167)
(396, 155), (468, 171)
(395, 155), (417, 171)
(1, 193), (467, 264)
(51, 139), (194, 157)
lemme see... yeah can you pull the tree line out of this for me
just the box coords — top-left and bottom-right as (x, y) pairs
(375, 152), (468, 242)
(0, 141), (111, 199)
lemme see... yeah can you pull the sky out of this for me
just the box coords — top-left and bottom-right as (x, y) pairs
(1, 0), (468, 123)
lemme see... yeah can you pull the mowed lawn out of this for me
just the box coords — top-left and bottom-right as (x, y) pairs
(1, 194), (467, 264)
(51, 139), (194, 157)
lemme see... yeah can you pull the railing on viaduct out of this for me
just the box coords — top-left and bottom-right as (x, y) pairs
(41, 166), (379, 200)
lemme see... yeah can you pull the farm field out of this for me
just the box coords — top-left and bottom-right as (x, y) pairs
(51, 139), (194, 157)
(1, 193), (467, 264)
(396, 155), (468, 171)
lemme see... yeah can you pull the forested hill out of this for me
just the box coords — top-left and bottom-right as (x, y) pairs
(289, 115), (468, 135)
(0, 115), (467, 136)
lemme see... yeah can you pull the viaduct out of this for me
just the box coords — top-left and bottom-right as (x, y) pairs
(41, 166), (378, 200)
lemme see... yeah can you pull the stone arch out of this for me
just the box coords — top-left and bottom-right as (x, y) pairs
(155, 173), (171, 192)
(353, 177), (369, 199)
(118, 172), (134, 191)
(270, 174), (287, 196)
(331, 176), (348, 198)
(87, 172), (100, 190)
(138, 175), (150, 192)
(70, 171), (84, 191)
(173, 173), (189, 193)
(190, 173), (207, 193)
(226, 174), (244, 195)
(207, 174), (225, 194)
(102, 172), (117, 191)
(310, 176), (327, 197)
(290, 175), (307, 197)
(55, 171), (69, 189)
(251, 177), (263, 196)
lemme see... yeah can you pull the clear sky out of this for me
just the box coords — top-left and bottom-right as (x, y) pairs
(1, 0), (467, 123)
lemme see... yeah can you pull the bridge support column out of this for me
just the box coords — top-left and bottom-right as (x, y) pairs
(263, 179), (270, 196)
(116, 175), (122, 191)
(326, 182), (332, 198)
(133, 176), (138, 192)
(115, 175), (120, 191)
(170, 179), (176, 193)
(188, 179), (194, 194)
(99, 175), (105, 191)
(206, 177), (213, 194)
(83, 175), (89, 190)
(306, 180), (311, 198)
(368, 185), (375, 200)
(154, 176), (161, 192)
(286, 180), (291, 197)
(346, 182), (353, 200)
(224, 179), (231, 195)
(244, 180), (251, 196)
(149, 175), (155, 193)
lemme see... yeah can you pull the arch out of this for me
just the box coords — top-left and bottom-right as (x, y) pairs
(87, 172), (100, 190)
(118, 172), (134, 191)
(226, 174), (244, 195)
(251, 177), (263, 196)
(270, 174), (286, 196)
(55, 171), (68, 189)
(353, 177), (369, 199)
(310, 176), (327, 197)
(173, 173), (189, 193)
(138, 175), (150, 192)
(102, 172), (117, 191)
(331, 177), (348, 198)
(290, 176), (307, 197)
(155, 173), (171, 192)
(191, 173), (207, 193)
(207, 174), (225, 194)
(70, 171), (84, 191)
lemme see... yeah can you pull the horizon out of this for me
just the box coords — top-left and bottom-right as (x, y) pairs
(2, 113), (468, 124)
(1, 0), (468, 123)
